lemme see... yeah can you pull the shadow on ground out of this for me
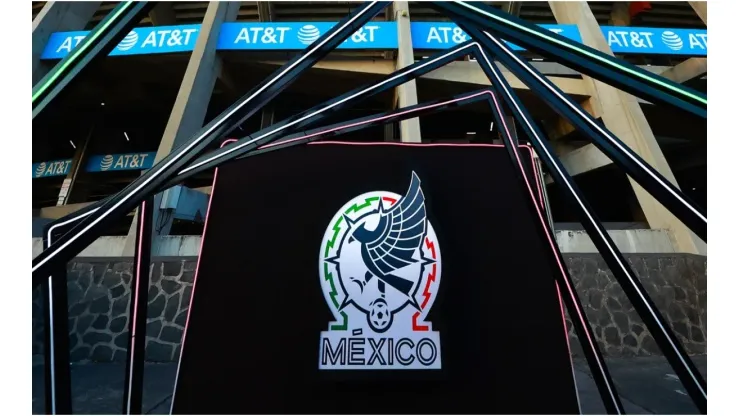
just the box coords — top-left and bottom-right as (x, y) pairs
(32, 355), (706, 414)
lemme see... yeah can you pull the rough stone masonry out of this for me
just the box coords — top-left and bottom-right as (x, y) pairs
(31, 254), (706, 362)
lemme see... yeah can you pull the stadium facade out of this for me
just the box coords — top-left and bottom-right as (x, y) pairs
(31, 1), (708, 256)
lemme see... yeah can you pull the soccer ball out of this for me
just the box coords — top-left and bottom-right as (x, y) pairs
(368, 298), (392, 333)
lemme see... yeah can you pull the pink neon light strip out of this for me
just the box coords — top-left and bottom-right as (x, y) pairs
(257, 91), (491, 152)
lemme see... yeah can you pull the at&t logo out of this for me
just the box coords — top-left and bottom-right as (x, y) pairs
(297, 25), (321, 45)
(661, 31), (683, 51)
(100, 155), (114, 171)
(116, 31), (139, 51)
(35, 162), (47, 178)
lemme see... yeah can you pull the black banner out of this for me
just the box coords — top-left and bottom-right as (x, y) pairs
(172, 142), (579, 414)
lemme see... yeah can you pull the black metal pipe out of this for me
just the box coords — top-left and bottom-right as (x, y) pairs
(41, 228), (74, 414)
(121, 197), (154, 414)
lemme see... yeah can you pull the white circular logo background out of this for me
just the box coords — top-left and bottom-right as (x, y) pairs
(319, 190), (441, 334)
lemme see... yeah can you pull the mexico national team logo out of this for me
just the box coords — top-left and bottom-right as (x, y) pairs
(318, 172), (442, 370)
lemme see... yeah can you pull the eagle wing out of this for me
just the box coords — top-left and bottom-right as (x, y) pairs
(366, 172), (427, 275)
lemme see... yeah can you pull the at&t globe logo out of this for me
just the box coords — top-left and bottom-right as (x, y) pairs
(35, 162), (47, 178)
(661, 31), (683, 51)
(100, 155), (114, 171)
(297, 25), (321, 45)
(117, 31), (139, 51)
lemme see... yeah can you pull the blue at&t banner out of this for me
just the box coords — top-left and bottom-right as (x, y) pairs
(40, 22), (708, 60)
(85, 152), (156, 173)
(601, 26), (707, 56)
(41, 22), (397, 59)
(410, 22), (583, 51)
(217, 22), (397, 50)
(42, 25), (201, 59)
(32, 159), (72, 179)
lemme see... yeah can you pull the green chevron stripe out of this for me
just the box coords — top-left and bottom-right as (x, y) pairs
(321, 196), (380, 331)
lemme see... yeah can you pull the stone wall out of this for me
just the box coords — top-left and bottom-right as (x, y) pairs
(31, 253), (706, 362)
(562, 253), (707, 357)
(32, 259), (196, 363)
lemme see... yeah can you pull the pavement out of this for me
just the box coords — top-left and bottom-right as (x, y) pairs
(32, 355), (706, 414)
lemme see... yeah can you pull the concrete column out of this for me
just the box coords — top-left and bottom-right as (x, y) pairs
(257, 1), (275, 22)
(393, 1), (422, 143)
(122, 1), (241, 256)
(384, 124), (396, 142)
(57, 125), (94, 206)
(689, 1), (707, 25)
(548, 1), (705, 255)
(149, 2), (177, 26)
(609, 2), (630, 26)
(32, 1), (101, 85)
(660, 58), (707, 84)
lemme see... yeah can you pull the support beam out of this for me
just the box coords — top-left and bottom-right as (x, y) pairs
(393, 1), (422, 142)
(258, 59), (590, 98)
(504, 2), (522, 17)
(548, 1), (705, 255)
(123, 1), (241, 256)
(660, 58), (707, 84)
(546, 97), (601, 140)
(149, 2), (177, 25)
(57, 125), (93, 206)
(689, 1), (707, 25)
(32, 1), (101, 85)
(548, 143), (611, 183)
(257, 1), (275, 22)
(608, 2), (630, 26)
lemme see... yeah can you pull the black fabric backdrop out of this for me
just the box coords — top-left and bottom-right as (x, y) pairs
(172, 143), (580, 414)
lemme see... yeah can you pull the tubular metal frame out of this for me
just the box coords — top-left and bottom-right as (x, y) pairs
(34, 1), (708, 414)
(461, 24), (707, 411)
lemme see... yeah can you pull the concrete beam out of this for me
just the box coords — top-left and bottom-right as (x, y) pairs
(546, 97), (601, 140)
(152, 2), (240, 165)
(609, 2), (630, 26)
(32, 1), (101, 85)
(257, 59), (590, 97)
(149, 2), (177, 25)
(546, 144), (611, 184)
(549, 1), (705, 255)
(689, 1), (708, 25)
(123, 1), (241, 256)
(660, 58), (707, 84)
(257, 1), (275, 22)
(39, 202), (122, 220)
(504, 2), (522, 17)
(393, 1), (422, 143)
(57, 126), (93, 206)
